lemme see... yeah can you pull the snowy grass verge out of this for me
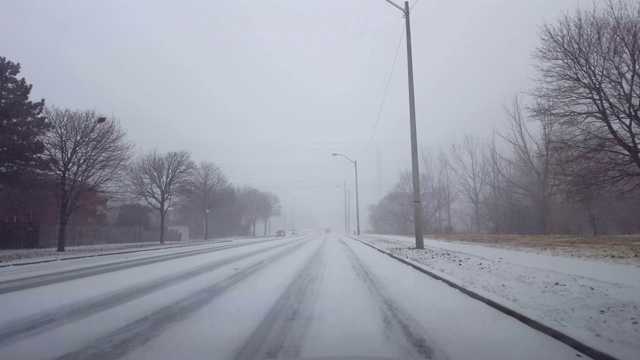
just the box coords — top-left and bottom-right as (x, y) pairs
(354, 234), (640, 360)
(413, 234), (640, 265)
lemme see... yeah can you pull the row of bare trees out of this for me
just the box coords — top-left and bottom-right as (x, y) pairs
(369, 150), (457, 235)
(125, 152), (283, 244)
(11, 106), (279, 250)
(38, 109), (235, 249)
(371, 96), (640, 235)
(237, 186), (282, 237)
(370, 1), (640, 236)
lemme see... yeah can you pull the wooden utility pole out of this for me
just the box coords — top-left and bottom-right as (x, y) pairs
(386, 0), (424, 249)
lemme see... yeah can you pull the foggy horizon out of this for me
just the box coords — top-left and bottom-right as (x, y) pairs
(1, 0), (593, 231)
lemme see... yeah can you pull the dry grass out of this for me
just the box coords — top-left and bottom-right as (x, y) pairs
(425, 234), (640, 261)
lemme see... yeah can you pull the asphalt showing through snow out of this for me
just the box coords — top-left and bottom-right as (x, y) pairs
(0, 233), (591, 360)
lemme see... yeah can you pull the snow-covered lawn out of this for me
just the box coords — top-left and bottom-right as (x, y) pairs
(412, 234), (640, 265)
(0, 240), (219, 265)
(357, 234), (640, 360)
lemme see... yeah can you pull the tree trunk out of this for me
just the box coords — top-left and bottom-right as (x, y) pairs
(538, 196), (549, 235)
(474, 201), (481, 234)
(204, 213), (209, 241)
(589, 212), (598, 236)
(263, 220), (267, 236)
(57, 184), (69, 252)
(159, 210), (166, 244)
(252, 219), (256, 237)
(57, 215), (68, 252)
(446, 201), (452, 233)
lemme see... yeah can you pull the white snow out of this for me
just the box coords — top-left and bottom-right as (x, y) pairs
(0, 237), (304, 360)
(122, 234), (587, 360)
(0, 240), (214, 265)
(0, 233), (594, 359)
(0, 235), (289, 267)
(357, 234), (640, 360)
(119, 236), (322, 360)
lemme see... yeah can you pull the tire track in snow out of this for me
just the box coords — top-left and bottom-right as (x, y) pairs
(234, 239), (326, 360)
(0, 238), (305, 346)
(0, 236), (304, 294)
(50, 238), (313, 360)
(338, 238), (441, 360)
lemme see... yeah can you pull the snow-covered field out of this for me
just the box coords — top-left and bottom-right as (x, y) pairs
(0, 233), (589, 359)
(357, 234), (640, 360)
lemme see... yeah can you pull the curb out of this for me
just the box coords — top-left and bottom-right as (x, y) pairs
(347, 236), (618, 360)
(0, 241), (233, 268)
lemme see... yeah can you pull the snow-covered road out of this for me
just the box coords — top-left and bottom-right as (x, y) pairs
(0, 233), (589, 359)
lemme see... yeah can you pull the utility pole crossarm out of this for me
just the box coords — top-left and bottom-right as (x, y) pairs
(385, 0), (405, 13)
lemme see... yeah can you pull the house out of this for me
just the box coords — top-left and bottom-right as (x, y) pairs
(0, 181), (108, 226)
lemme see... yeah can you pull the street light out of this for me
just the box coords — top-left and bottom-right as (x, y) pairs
(385, 0), (424, 249)
(332, 153), (360, 235)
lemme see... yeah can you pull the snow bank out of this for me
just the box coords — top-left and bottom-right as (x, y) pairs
(357, 234), (640, 360)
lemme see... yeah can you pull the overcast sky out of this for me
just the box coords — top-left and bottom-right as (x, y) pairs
(1, 0), (591, 231)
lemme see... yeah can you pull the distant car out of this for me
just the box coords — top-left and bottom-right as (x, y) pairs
(290, 229), (299, 235)
(275, 230), (285, 237)
(324, 228), (331, 233)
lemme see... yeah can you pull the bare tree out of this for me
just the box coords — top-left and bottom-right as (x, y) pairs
(238, 186), (267, 237)
(41, 107), (132, 251)
(483, 133), (510, 233)
(419, 153), (439, 233)
(498, 96), (560, 234)
(437, 149), (457, 233)
(372, 125), (640, 235)
(184, 162), (232, 240)
(127, 150), (195, 244)
(419, 150), (453, 233)
(369, 188), (414, 235)
(533, 0), (640, 192)
(450, 134), (488, 233)
(259, 192), (281, 236)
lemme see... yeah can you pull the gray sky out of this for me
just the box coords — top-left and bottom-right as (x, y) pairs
(1, 0), (586, 231)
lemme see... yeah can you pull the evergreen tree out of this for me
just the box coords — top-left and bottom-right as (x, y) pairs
(0, 56), (47, 184)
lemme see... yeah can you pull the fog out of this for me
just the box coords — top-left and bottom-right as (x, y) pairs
(1, 0), (586, 231)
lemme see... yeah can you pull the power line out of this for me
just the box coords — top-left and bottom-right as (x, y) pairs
(360, 23), (406, 160)
(218, 159), (409, 167)
(243, 166), (351, 188)
(139, 140), (410, 148)
(255, 183), (395, 191)
(410, 0), (419, 11)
